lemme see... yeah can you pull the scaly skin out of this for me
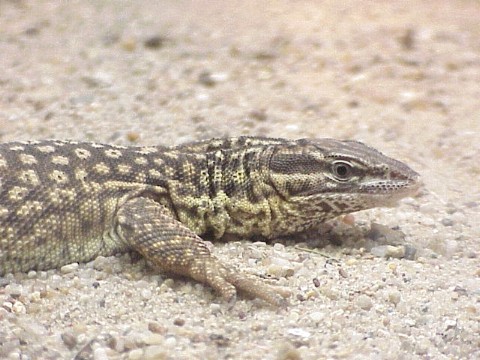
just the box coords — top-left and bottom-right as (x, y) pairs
(0, 137), (420, 305)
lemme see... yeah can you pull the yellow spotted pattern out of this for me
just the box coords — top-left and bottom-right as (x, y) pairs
(75, 148), (91, 160)
(19, 153), (38, 165)
(51, 155), (70, 165)
(19, 170), (40, 186)
(50, 170), (69, 184)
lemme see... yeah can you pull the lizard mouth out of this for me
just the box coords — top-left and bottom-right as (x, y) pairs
(360, 178), (421, 194)
(358, 176), (422, 206)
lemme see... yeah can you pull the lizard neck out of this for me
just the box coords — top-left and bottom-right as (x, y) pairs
(164, 144), (276, 240)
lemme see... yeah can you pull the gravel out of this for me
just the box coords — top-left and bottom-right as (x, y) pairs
(1, 1), (479, 359)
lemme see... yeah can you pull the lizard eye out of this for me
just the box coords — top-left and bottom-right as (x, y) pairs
(332, 161), (353, 180)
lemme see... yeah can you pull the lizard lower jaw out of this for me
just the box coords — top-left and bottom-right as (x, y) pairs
(360, 176), (421, 195)
(369, 182), (422, 206)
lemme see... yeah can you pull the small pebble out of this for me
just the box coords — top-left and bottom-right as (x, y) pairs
(415, 338), (431, 355)
(121, 38), (137, 52)
(128, 349), (144, 360)
(370, 245), (406, 259)
(296, 293), (306, 302)
(309, 311), (324, 322)
(387, 245), (406, 258)
(273, 243), (285, 252)
(144, 346), (166, 360)
(404, 244), (417, 260)
(404, 318), (416, 327)
(164, 336), (177, 348)
(342, 214), (355, 226)
(287, 311), (301, 323)
(209, 334), (230, 347)
(320, 287), (339, 300)
(441, 218), (454, 227)
(140, 289), (152, 299)
(388, 262), (398, 271)
(81, 71), (113, 88)
(127, 132), (140, 143)
(304, 289), (320, 300)
(277, 343), (302, 360)
(418, 203), (436, 214)
(93, 347), (108, 360)
(444, 319), (457, 331)
(270, 256), (291, 267)
(287, 328), (311, 338)
(466, 251), (477, 259)
(165, 278), (176, 287)
(398, 28), (416, 50)
(12, 301), (26, 314)
(93, 257), (110, 271)
(60, 263), (79, 274)
(123, 336), (137, 351)
(445, 240), (459, 257)
(345, 258), (357, 266)
(102, 31), (120, 46)
(148, 323), (167, 335)
(450, 211), (467, 224)
(246, 246), (264, 260)
(24, 26), (40, 36)
(357, 294), (373, 310)
(251, 241), (268, 248)
(285, 124), (299, 131)
(267, 264), (289, 277)
(464, 201), (478, 208)
(0, 278), (10, 287)
(248, 109), (267, 121)
(144, 35), (165, 49)
(419, 216), (435, 227)
(3, 301), (13, 311)
(198, 71), (216, 87)
(173, 318), (185, 326)
(7, 284), (23, 298)
(61, 331), (78, 349)
(367, 223), (405, 244)
(29, 291), (41, 302)
(387, 290), (402, 305)
(143, 333), (164, 345)
(107, 335), (124, 352)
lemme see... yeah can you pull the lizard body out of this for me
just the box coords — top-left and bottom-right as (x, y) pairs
(0, 137), (420, 305)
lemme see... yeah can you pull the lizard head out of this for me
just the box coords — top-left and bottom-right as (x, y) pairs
(267, 138), (421, 230)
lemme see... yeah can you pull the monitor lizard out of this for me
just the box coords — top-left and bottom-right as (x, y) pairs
(0, 137), (420, 306)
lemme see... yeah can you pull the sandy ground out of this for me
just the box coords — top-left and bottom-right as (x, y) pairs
(0, 1), (479, 359)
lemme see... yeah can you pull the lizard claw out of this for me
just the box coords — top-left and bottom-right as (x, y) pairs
(196, 257), (291, 307)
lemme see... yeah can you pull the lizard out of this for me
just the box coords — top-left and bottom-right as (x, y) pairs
(0, 136), (420, 306)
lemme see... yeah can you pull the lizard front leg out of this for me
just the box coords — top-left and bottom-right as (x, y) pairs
(116, 197), (288, 306)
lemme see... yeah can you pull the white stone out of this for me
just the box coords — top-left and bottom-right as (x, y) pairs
(61, 263), (79, 274)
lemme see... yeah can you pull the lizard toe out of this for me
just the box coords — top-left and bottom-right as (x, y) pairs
(194, 256), (289, 307)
